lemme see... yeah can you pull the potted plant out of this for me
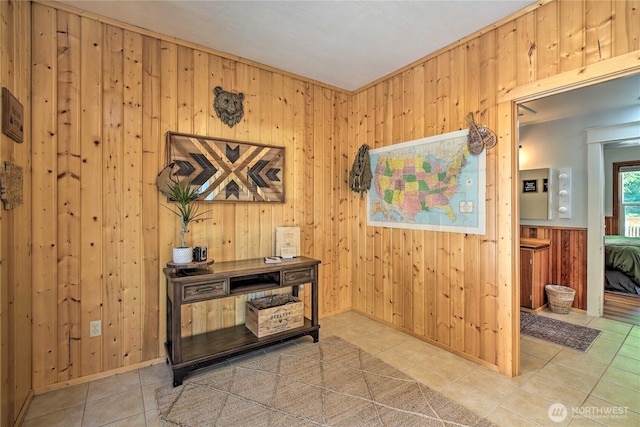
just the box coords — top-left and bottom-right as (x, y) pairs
(164, 179), (210, 264)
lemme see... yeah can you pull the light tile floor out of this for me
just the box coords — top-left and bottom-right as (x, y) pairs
(22, 309), (640, 426)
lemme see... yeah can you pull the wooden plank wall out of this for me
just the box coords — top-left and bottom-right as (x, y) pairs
(30, 2), (351, 389)
(349, 0), (639, 372)
(520, 226), (588, 310)
(0, 1), (32, 425)
(350, 35), (502, 366)
(23, 0), (640, 393)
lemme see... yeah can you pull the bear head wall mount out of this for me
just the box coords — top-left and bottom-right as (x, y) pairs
(213, 86), (245, 128)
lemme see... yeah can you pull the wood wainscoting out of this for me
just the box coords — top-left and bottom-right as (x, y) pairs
(520, 226), (587, 310)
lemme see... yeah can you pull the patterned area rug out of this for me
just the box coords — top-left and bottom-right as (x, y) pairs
(520, 311), (601, 352)
(156, 336), (493, 426)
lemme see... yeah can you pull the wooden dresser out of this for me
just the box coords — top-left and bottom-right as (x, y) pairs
(520, 238), (550, 311)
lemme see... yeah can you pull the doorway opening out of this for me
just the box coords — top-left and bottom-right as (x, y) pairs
(603, 160), (640, 325)
(500, 54), (639, 377)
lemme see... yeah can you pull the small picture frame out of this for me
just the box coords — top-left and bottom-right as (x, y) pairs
(275, 226), (300, 258)
(523, 179), (537, 193)
(2, 87), (24, 143)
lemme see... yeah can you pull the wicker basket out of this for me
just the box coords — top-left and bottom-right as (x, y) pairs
(545, 284), (575, 314)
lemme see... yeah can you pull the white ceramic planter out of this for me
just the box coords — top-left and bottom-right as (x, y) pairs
(173, 247), (193, 264)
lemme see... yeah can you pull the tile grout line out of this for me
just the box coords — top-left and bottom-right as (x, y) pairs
(497, 314), (618, 426)
(570, 319), (635, 425)
(81, 378), (90, 426)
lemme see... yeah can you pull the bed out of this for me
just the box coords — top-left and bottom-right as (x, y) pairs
(604, 235), (640, 296)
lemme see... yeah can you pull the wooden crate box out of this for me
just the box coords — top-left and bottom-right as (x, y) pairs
(245, 295), (304, 338)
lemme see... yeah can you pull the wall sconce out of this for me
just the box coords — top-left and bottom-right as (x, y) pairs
(518, 144), (526, 166)
(558, 168), (571, 219)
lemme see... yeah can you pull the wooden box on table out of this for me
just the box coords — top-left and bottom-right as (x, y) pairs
(245, 294), (304, 338)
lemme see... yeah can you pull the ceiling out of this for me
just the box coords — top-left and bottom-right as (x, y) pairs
(58, 0), (535, 91)
(518, 74), (640, 126)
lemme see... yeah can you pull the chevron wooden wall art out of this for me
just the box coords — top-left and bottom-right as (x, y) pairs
(166, 132), (285, 203)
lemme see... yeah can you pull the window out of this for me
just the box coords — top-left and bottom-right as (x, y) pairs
(620, 165), (640, 236)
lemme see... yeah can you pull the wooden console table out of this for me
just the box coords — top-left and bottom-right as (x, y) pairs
(164, 256), (320, 386)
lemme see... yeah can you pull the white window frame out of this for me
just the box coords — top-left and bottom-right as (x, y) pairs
(619, 165), (640, 237)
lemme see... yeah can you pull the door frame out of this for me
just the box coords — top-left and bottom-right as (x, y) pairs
(496, 52), (640, 376)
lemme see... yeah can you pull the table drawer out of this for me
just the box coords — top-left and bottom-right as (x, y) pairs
(182, 280), (227, 303)
(283, 268), (314, 285)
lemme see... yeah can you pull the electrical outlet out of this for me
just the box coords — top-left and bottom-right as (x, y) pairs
(89, 320), (102, 337)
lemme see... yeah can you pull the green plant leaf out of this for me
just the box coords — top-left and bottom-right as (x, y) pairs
(162, 179), (213, 247)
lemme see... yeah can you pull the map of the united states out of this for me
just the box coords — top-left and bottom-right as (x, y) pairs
(367, 130), (485, 235)
(373, 151), (467, 222)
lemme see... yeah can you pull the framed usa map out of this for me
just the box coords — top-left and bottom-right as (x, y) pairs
(166, 132), (284, 203)
(367, 129), (486, 235)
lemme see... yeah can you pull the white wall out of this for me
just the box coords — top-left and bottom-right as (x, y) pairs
(519, 105), (639, 228)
